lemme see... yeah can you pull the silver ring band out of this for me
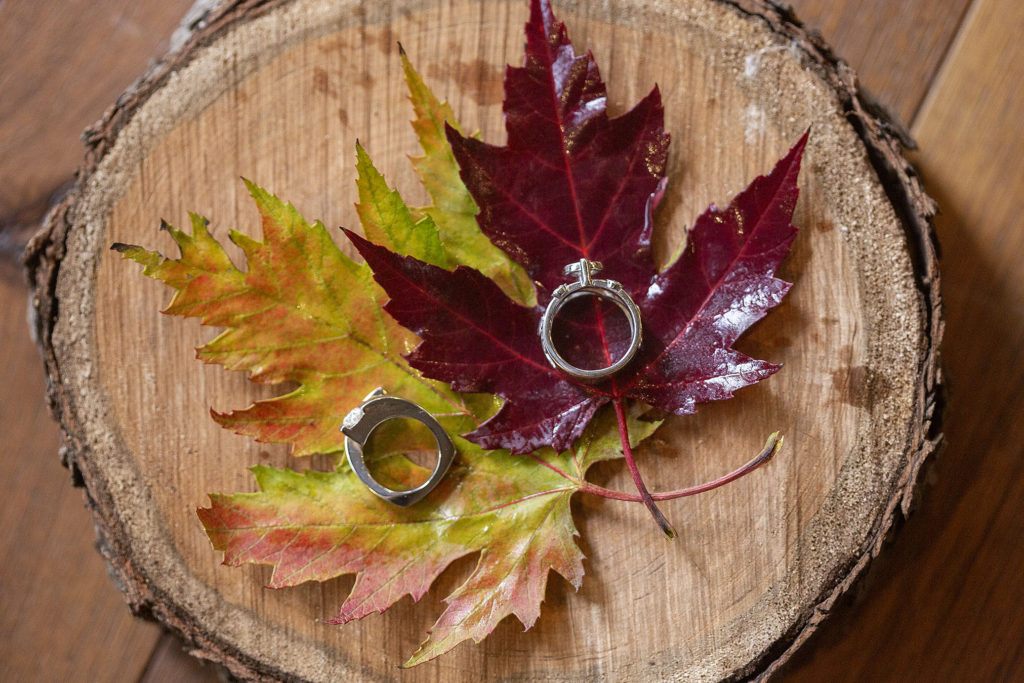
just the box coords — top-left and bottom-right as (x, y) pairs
(539, 259), (642, 381)
(341, 388), (455, 507)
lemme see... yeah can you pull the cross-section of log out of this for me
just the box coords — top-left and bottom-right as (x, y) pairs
(25, 0), (941, 679)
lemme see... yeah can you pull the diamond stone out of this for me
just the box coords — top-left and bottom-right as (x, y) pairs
(342, 408), (364, 430)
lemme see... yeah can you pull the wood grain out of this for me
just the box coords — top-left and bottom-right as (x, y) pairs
(26, 0), (939, 679)
(781, 0), (1024, 678)
(0, 271), (162, 681)
(0, 0), (194, 230)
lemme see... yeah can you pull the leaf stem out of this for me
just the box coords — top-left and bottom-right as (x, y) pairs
(612, 398), (677, 539)
(580, 431), (782, 502)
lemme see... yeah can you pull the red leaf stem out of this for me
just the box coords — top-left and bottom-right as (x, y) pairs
(612, 398), (677, 538)
(579, 431), (782, 502)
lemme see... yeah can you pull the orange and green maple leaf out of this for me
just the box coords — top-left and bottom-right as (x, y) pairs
(116, 181), (658, 664)
(199, 405), (657, 667)
(113, 54), (659, 665)
(116, 172), (482, 460)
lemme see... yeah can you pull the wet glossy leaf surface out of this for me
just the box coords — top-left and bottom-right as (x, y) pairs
(355, 0), (806, 452)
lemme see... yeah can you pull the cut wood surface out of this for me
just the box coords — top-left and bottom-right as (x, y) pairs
(6, 0), (1024, 679)
(23, 0), (943, 679)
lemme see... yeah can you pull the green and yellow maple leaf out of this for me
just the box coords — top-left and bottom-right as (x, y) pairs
(400, 49), (535, 306)
(354, 140), (449, 270)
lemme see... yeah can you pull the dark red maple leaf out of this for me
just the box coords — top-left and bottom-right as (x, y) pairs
(445, 0), (668, 300)
(347, 0), (806, 533)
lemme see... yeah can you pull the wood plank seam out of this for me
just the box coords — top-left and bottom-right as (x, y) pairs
(908, 0), (980, 127)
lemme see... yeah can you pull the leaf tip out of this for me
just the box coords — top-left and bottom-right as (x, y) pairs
(240, 176), (260, 197)
(186, 212), (210, 229)
(241, 177), (276, 214)
(397, 41), (406, 56)
(340, 226), (362, 246)
(789, 128), (810, 163)
(399, 646), (435, 669)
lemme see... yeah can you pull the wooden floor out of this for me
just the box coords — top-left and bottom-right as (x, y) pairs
(1, 0), (1021, 680)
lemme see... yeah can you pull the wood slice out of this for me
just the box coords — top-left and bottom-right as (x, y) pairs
(25, 0), (941, 679)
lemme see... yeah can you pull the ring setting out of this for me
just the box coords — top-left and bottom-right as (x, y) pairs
(341, 388), (455, 507)
(539, 258), (642, 381)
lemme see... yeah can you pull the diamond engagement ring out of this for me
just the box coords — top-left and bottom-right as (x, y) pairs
(539, 258), (642, 381)
(341, 388), (456, 507)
